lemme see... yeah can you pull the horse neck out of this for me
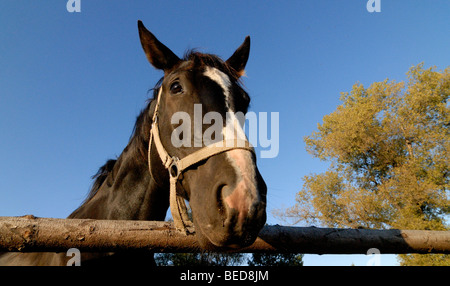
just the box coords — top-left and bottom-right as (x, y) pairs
(68, 137), (169, 221)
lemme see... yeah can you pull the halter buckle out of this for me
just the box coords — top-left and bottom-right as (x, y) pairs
(168, 157), (181, 179)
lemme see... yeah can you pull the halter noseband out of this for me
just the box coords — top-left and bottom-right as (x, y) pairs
(148, 88), (255, 234)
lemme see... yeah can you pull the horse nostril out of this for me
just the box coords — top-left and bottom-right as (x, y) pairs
(216, 184), (227, 217)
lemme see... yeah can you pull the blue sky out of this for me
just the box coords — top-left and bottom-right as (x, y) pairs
(1, 1), (449, 266)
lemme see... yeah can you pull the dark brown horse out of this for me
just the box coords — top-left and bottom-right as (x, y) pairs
(0, 21), (267, 266)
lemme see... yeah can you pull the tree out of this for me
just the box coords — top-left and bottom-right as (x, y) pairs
(247, 253), (303, 266)
(155, 253), (304, 266)
(283, 64), (449, 265)
(154, 252), (246, 266)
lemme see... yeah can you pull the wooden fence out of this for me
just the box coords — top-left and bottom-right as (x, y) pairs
(1, 216), (449, 254)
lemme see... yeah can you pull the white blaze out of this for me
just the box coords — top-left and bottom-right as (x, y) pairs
(203, 66), (247, 142)
(203, 67), (257, 217)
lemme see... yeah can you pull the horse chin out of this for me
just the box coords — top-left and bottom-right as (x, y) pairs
(196, 230), (257, 252)
(193, 216), (259, 251)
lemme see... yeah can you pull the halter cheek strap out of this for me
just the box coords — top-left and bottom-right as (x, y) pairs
(148, 88), (255, 234)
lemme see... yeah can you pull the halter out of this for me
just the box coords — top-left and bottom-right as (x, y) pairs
(148, 87), (255, 234)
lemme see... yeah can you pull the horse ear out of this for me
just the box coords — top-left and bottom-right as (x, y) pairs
(226, 36), (250, 77)
(138, 20), (180, 71)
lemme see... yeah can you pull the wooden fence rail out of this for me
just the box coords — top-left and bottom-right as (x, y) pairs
(0, 216), (449, 254)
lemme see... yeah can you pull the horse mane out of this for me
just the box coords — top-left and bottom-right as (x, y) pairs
(89, 159), (116, 196)
(79, 78), (163, 207)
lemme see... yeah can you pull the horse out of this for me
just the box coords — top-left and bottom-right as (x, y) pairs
(0, 20), (267, 266)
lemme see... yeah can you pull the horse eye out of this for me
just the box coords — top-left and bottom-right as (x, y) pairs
(170, 81), (183, 95)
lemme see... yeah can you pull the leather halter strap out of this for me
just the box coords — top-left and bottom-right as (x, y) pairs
(148, 88), (255, 234)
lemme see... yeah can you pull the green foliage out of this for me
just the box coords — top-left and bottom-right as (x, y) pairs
(154, 252), (304, 266)
(284, 63), (449, 265)
(247, 253), (304, 266)
(154, 252), (246, 266)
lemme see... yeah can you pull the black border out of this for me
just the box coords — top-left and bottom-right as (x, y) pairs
(1, 266), (446, 284)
